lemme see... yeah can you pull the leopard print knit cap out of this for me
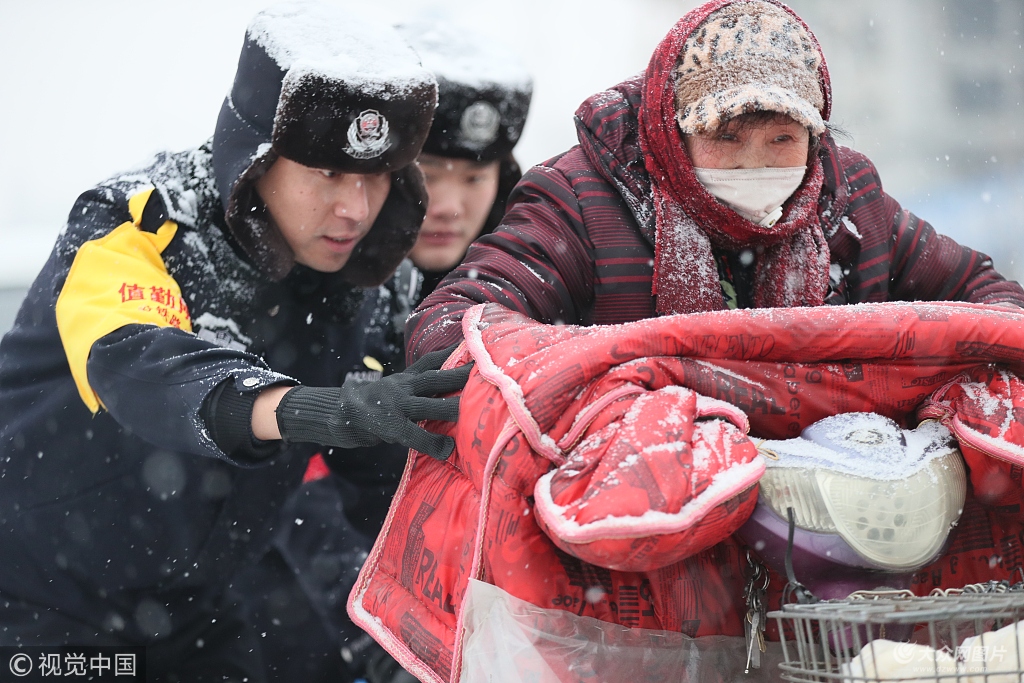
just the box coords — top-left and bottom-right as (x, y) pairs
(674, 0), (825, 135)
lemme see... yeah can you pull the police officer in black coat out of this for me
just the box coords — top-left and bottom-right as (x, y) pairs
(254, 19), (536, 683)
(0, 4), (467, 681)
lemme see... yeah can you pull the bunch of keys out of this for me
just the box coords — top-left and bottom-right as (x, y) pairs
(743, 550), (769, 673)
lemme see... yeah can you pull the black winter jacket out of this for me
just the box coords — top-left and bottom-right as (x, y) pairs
(0, 143), (411, 640)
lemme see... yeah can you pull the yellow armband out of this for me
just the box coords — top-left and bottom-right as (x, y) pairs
(56, 187), (193, 413)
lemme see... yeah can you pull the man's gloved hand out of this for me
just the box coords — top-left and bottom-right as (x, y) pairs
(275, 346), (471, 460)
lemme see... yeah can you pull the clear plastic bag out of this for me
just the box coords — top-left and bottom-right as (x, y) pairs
(459, 579), (785, 683)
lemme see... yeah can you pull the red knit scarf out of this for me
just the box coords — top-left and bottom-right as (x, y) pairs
(638, 1), (832, 316)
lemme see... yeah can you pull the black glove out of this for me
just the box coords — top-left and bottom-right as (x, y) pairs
(275, 346), (471, 460)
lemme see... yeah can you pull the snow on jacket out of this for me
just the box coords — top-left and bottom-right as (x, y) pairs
(0, 143), (410, 640)
(406, 74), (1024, 360)
(354, 301), (1024, 683)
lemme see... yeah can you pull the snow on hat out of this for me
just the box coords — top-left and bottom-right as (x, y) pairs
(211, 1), (438, 285)
(219, 0), (437, 181)
(674, 0), (826, 135)
(396, 19), (532, 162)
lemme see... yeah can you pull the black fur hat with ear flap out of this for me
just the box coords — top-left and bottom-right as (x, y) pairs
(212, 1), (439, 285)
(396, 19), (532, 164)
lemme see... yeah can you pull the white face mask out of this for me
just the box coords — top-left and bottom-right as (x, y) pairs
(693, 166), (806, 227)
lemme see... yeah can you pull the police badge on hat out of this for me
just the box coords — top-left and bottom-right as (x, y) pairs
(459, 101), (501, 148)
(345, 109), (393, 159)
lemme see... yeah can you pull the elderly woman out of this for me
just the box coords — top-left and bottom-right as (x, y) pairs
(406, 0), (1023, 360)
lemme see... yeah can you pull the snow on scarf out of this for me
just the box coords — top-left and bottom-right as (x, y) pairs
(637, 0), (833, 315)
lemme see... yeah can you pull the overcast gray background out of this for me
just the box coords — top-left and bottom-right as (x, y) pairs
(1, 0), (1021, 332)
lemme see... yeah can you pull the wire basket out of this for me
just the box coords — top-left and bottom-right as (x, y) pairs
(769, 585), (1024, 682)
